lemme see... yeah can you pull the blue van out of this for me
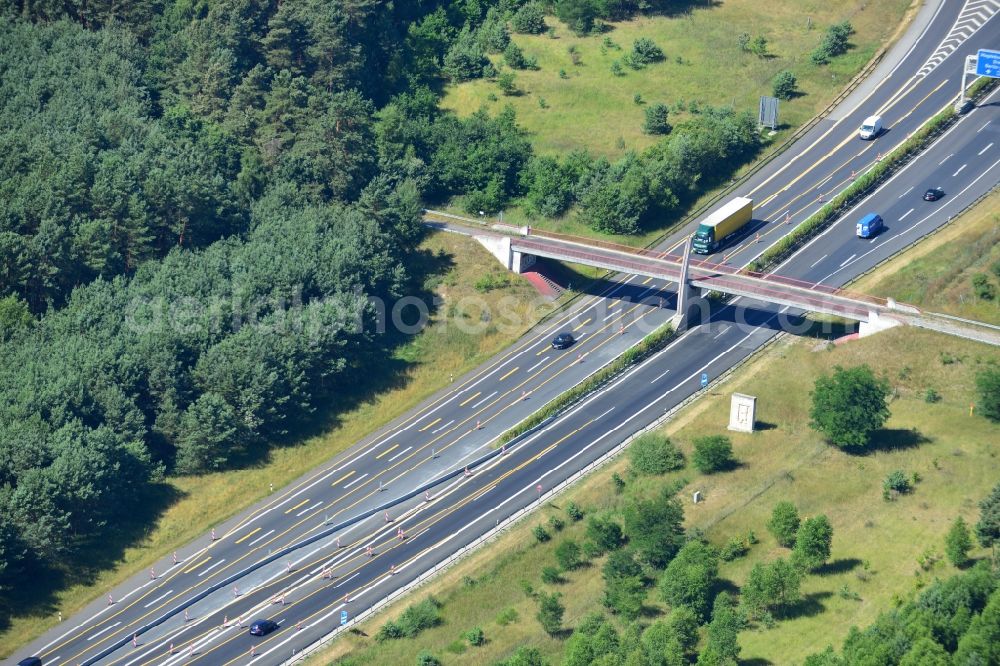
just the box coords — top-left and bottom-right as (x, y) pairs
(856, 213), (883, 239)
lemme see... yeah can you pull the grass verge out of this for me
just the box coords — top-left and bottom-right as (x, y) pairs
(0, 232), (552, 659)
(314, 331), (998, 665)
(443, 1), (911, 159)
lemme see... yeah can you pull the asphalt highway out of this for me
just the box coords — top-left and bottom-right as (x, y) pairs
(12, 0), (999, 663)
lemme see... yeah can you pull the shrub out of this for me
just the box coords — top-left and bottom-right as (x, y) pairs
(536, 592), (564, 635)
(749, 35), (768, 57)
(511, 3), (546, 34)
(611, 60), (624, 76)
(497, 71), (517, 96)
(541, 565), (563, 584)
(630, 433), (684, 474)
(630, 37), (665, 66)
(792, 515), (833, 571)
(811, 21), (853, 64)
(992, 259), (1000, 280)
(555, 539), (582, 570)
(810, 365), (891, 449)
(416, 652), (441, 666)
(549, 515), (565, 532)
(768, 501), (801, 548)
(883, 469), (912, 499)
(773, 70), (797, 100)
(945, 517), (973, 567)
(976, 368), (1000, 422)
(737, 32), (751, 51)
(924, 387), (941, 403)
(643, 103), (671, 135)
(612, 472), (626, 493)
(533, 525), (551, 543)
(496, 607), (519, 625)
(972, 273), (996, 300)
(504, 42), (527, 69)
(720, 535), (750, 561)
(586, 515), (625, 552)
(566, 501), (584, 522)
(692, 435), (736, 473)
(444, 28), (488, 81)
(463, 626), (486, 646)
(398, 597), (443, 636)
(658, 540), (719, 620)
(742, 558), (802, 619)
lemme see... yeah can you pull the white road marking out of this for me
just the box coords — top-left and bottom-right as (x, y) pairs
(471, 391), (498, 409)
(247, 529), (274, 547)
(839, 253), (857, 268)
(431, 420), (454, 434)
(87, 622), (121, 641)
(712, 325), (731, 339)
(898, 186), (914, 198)
(334, 571), (362, 588)
(649, 368), (671, 384)
(939, 153), (953, 164)
(809, 254), (828, 268)
(602, 308), (622, 321)
(979, 121), (990, 132)
(979, 142), (993, 156)
(297, 501), (323, 517)
(388, 446), (412, 462)
(342, 473), (368, 489)
(899, 208), (914, 221)
(526, 358), (548, 373)
(143, 590), (173, 608)
(197, 559), (227, 577)
(953, 163), (967, 176)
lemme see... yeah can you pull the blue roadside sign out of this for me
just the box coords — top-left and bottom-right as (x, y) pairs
(700, 372), (708, 388)
(341, 610), (348, 625)
(977, 49), (1000, 78)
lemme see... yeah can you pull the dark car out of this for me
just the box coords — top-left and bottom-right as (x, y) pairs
(18, 658), (42, 666)
(551, 332), (575, 350)
(249, 619), (279, 636)
(923, 187), (944, 201)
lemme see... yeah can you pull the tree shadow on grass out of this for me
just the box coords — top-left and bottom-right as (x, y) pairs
(780, 590), (832, 620)
(814, 558), (862, 576)
(0, 481), (184, 631)
(740, 659), (775, 666)
(866, 428), (931, 453)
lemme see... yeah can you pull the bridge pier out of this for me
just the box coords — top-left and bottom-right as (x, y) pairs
(858, 310), (901, 338)
(670, 239), (708, 332)
(475, 235), (535, 273)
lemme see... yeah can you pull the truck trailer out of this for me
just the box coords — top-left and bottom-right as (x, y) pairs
(691, 197), (753, 254)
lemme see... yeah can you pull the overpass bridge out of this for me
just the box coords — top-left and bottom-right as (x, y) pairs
(424, 211), (1000, 347)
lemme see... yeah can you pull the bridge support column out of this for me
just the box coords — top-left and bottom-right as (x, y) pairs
(859, 310), (901, 338)
(670, 239), (707, 332)
(474, 235), (535, 273)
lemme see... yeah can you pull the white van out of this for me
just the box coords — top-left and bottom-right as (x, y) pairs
(859, 115), (883, 140)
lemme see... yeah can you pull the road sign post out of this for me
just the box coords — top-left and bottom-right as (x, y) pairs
(341, 610), (348, 626)
(959, 49), (1000, 110)
(700, 373), (708, 389)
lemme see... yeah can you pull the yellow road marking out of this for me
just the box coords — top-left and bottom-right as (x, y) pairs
(419, 417), (441, 432)
(182, 557), (210, 574)
(330, 470), (355, 487)
(459, 391), (481, 407)
(572, 318), (591, 332)
(642, 276), (653, 285)
(375, 444), (399, 459)
(234, 528), (261, 545)
(536, 345), (550, 356)
(284, 499), (309, 514)
(499, 366), (520, 381)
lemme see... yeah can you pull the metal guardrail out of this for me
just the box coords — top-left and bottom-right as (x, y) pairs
(284, 328), (785, 665)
